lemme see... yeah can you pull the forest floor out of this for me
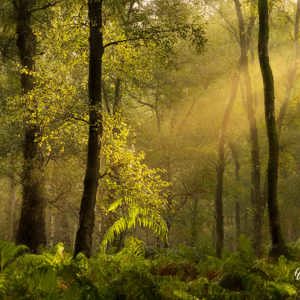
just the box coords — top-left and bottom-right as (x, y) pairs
(1, 238), (300, 299)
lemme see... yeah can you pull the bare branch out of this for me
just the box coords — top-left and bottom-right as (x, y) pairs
(175, 98), (196, 133)
(136, 99), (155, 109)
(203, 0), (239, 42)
(99, 172), (108, 179)
(104, 37), (148, 49)
(67, 113), (89, 124)
(30, 0), (63, 13)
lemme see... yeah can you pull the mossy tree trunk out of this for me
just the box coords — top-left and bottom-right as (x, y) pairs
(15, 0), (47, 252)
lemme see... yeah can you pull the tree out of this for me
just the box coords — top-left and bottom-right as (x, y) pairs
(215, 71), (240, 257)
(233, 0), (263, 257)
(99, 114), (168, 252)
(14, 0), (47, 252)
(74, 0), (104, 258)
(258, 0), (287, 258)
(74, 0), (205, 257)
(277, 0), (300, 135)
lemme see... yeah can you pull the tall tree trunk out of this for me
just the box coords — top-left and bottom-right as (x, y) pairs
(235, 201), (241, 249)
(277, 0), (300, 136)
(258, 0), (287, 258)
(190, 196), (199, 247)
(215, 71), (240, 258)
(113, 78), (121, 114)
(74, 0), (104, 257)
(234, 0), (263, 257)
(229, 141), (241, 249)
(8, 173), (17, 241)
(15, 0), (47, 252)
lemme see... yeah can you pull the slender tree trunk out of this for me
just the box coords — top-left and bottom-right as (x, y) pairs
(8, 173), (17, 241)
(74, 0), (104, 257)
(190, 196), (199, 247)
(258, 0), (287, 258)
(163, 154), (172, 248)
(235, 202), (241, 248)
(154, 85), (162, 133)
(15, 0), (47, 252)
(113, 78), (121, 115)
(215, 71), (240, 258)
(277, 0), (300, 136)
(49, 212), (55, 248)
(229, 141), (241, 249)
(234, 0), (263, 257)
(102, 81), (111, 114)
(229, 141), (240, 181)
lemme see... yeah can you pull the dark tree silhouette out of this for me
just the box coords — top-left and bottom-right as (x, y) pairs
(258, 0), (287, 258)
(74, 0), (104, 257)
(15, 0), (47, 252)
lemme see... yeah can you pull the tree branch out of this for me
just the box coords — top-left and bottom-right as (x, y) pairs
(104, 37), (148, 49)
(66, 113), (89, 124)
(136, 99), (155, 109)
(30, 0), (62, 13)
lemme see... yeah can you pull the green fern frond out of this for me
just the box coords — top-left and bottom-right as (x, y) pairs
(101, 207), (168, 252)
(116, 237), (146, 258)
(100, 114), (169, 253)
(173, 289), (200, 300)
(0, 273), (7, 296)
(0, 240), (28, 271)
(107, 197), (123, 212)
(101, 217), (128, 252)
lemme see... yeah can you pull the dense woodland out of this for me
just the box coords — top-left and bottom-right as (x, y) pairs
(1, 0), (300, 299)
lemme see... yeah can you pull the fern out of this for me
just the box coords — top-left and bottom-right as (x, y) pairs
(0, 273), (6, 297)
(0, 240), (28, 271)
(100, 114), (169, 252)
(116, 237), (146, 258)
(101, 207), (168, 252)
(173, 289), (199, 300)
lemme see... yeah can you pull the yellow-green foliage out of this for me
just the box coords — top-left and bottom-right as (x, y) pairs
(100, 113), (169, 251)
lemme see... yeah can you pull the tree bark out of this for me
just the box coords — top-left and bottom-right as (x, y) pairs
(229, 141), (240, 181)
(258, 0), (287, 258)
(277, 0), (300, 136)
(49, 212), (55, 248)
(215, 71), (240, 258)
(233, 0), (263, 257)
(8, 173), (17, 241)
(74, 0), (104, 257)
(15, 0), (47, 252)
(113, 78), (121, 114)
(235, 201), (241, 249)
(190, 196), (199, 247)
(229, 141), (241, 249)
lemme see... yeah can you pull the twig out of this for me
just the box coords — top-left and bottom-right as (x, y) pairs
(30, 0), (63, 13)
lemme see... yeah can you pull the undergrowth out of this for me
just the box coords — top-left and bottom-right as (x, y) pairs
(0, 237), (300, 299)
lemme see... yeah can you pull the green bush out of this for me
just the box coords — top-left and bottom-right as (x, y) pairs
(0, 239), (299, 299)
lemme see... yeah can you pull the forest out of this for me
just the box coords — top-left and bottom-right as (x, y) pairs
(1, 0), (300, 299)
